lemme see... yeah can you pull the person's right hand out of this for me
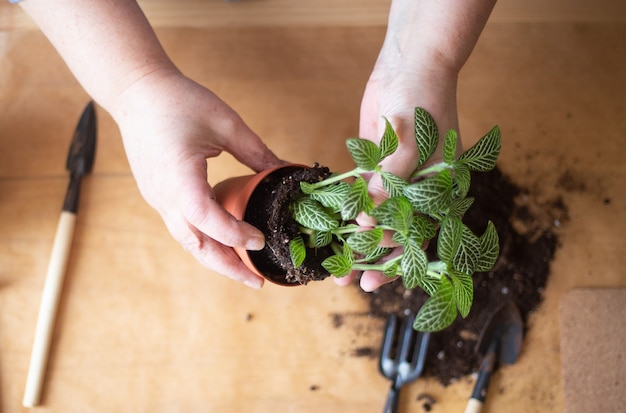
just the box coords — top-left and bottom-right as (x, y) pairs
(332, 0), (495, 293)
(334, 51), (462, 293)
(111, 68), (283, 288)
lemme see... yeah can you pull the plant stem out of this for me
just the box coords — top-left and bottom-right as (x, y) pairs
(297, 226), (315, 235)
(330, 242), (344, 256)
(351, 263), (388, 272)
(351, 255), (402, 272)
(426, 261), (448, 279)
(308, 168), (364, 190)
(410, 162), (451, 180)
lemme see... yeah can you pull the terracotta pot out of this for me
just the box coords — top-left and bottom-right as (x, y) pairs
(214, 164), (307, 286)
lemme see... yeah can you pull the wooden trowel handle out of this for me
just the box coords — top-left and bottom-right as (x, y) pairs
(23, 211), (77, 407)
(464, 397), (484, 413)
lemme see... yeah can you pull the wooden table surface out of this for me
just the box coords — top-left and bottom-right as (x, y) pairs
(1, 4), (626, 412)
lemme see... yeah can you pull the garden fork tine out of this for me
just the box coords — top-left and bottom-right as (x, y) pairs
(378, 313), (431, 413)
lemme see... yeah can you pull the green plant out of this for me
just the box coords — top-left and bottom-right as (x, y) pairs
(289, 107), (502, 332)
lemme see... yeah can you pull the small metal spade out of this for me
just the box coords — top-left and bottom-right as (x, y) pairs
(464, 300), (524, 413)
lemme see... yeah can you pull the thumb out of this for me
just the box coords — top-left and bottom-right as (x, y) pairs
(182, 181), (266, 251)
(177, 156), (266, 250)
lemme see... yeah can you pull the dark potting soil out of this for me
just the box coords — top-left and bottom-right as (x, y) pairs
(353, 166), (564, 386)
(245, 164), (333, 285)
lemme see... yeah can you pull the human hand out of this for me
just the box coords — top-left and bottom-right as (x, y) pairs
(334, 58), (462, 292)
(19, 0), (288, 288)
(330, 0), (494, 292)
(112, 69), (283, 288)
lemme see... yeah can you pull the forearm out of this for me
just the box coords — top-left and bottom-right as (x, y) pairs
(381, 0), (496, 75)
(19, 0), (178, 115)
(365, 0), (496, 138)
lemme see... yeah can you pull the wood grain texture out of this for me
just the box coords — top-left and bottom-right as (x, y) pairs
(1, 16), (626, 413)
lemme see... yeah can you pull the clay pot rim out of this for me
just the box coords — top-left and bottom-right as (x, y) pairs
(215, 163), (309, 287)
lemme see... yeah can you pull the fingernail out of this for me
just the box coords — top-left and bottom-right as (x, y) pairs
(245, 236), (265, 251)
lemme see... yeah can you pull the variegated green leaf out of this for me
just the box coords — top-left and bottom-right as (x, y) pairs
(346, 228), (383, 255)
(453, 163), (471, 199)
(300, 181), (315, 195)
(370, 196), (413, 233)
(413, 278), (457, 332)
(476, 221), (500, 272)
(438, 216), (462, 263)
(312, 230), (333, 248)
(322, 255), (352, 277)
(380, 117), (399, 159)
(403, 170), (453, 215)
(456, 125), (501, 172)
(448, 197), (475, 218)
(401, 239), (428, 289)
(381, 171), (408, 198)
(346, 138), (381, 171)
(363, 246), (392, 263)
(443, 129), (458, 164)
(309, 182), (350, 210)
(419, 274), (441, 296)
(341, 176), (373, 221)
(292, 198), (338, 231)
(414, 107), (439, 167)
(391, 231), (407, 245)
(452, 224), (482, 275)
(383, 262), (400, 277)
(289, 236), (306, 268)
(450, 271), (474, 318)
(409, 215), (437, 244)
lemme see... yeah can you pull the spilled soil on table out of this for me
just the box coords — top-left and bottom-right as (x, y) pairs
(336, 167), (566, 386)
(248, 162), (565, 386)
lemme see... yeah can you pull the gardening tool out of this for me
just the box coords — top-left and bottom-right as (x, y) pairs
(464, 300), (523, 413)
(23, 101), (97, 408)
(378, 313), (431, 413)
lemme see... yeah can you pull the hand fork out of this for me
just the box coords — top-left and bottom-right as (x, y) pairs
(378, 313), (431, 413)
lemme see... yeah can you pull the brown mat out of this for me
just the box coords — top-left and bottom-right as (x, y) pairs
(559, 288), (626, 413)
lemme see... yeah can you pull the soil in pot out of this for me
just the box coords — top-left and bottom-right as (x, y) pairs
(245, 164), (333, 285)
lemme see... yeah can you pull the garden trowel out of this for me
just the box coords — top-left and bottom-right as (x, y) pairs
(23, 101), (97, 407)
(464, 300), (523, 413)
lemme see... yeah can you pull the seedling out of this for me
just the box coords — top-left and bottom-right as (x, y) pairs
(289, 107), (501, 332)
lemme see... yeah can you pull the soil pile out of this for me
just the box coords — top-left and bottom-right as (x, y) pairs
(357, 167), (563, 385)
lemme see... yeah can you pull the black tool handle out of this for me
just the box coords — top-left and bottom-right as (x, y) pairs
(464, 341), (499, 413)
(62, 173), (83, 213)
(382, 382), (401, 413)
(471, 353), (496, 401)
